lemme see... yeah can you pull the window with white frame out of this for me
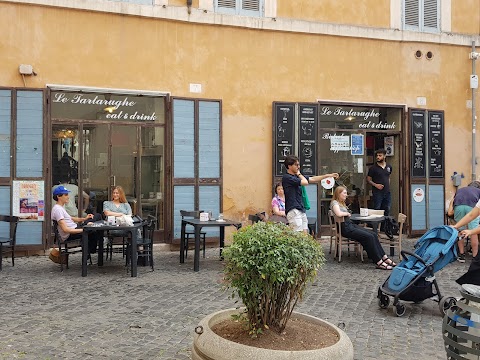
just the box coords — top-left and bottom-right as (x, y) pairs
(403, 0), (439, 32)
(215, 0), (264, 17)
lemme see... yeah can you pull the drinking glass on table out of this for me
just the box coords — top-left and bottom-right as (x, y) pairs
(218, 213), (224, 221)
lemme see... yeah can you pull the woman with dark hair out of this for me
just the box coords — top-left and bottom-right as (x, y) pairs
(270, 183), (287, 223)
(330, 186), (396, 270)
(103, 186), (132, 217)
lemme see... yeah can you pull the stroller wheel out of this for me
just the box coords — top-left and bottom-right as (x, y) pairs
(439, 296), (457, 316)
(395, 303), (406, 317)
(378, 295), (390, 309)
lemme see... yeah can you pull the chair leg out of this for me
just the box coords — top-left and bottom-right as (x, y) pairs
(149, 243), (154, 271)
(11, 246), (14, 267)
(0, 243), (3, 271)
(202, 234), (206, 258)
(185, 234), (190, 258)
(338, 238), (342, 263)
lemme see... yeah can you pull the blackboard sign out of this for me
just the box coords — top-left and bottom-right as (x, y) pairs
(428, 111), (444, 178)
(299, 104), (317, 176)
(274, 103), (295, 176)
(411, 110), (426, 178)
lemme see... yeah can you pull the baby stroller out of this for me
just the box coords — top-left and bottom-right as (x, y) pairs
(377, 225), (458, 317)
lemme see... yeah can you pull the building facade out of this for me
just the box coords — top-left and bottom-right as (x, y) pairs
(1, 0), (479, 251)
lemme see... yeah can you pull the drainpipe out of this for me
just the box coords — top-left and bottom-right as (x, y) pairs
(187, 0), (192, 14)
(472, 41), (477, 181)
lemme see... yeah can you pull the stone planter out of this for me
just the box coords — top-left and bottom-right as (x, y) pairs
(443, 288), (480, 359)
(192, 308), (354, 360)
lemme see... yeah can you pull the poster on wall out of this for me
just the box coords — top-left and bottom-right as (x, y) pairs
(411, 110), (426, 178)
(13, 180), (45, 221)
(351, 134), (364, 155)
(274, 103), (295, 176)
(384, 136), (394, 156)
(428, 111), (444, 178)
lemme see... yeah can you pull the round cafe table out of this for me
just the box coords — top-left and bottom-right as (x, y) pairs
(349, 214), (385, 235)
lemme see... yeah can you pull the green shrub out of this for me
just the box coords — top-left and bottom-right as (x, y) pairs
(222, 221), (325, 334)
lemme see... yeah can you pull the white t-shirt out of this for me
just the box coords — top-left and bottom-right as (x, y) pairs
(51, 204), (78, 241)
(52, 183), (87, 216)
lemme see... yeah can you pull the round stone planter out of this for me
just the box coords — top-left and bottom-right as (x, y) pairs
(443, 288), (480, 358)
(192, 308), (354, 360)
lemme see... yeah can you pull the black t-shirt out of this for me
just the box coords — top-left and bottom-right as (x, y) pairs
(282, 173), (309, 215)
(367, 163), (392, 193)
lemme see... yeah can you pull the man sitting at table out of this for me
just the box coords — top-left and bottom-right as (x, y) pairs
(51, 185), (101, 254)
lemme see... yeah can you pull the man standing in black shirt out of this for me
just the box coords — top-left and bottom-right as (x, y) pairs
(282, 155), (338, 233)
(367, 148), (393, 216)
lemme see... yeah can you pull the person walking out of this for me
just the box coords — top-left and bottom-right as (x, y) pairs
(447, 181), (480, 262)
(367, 148), (393, 216)
(282, 155), (338, 233)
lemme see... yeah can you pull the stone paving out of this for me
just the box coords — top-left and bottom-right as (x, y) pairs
(0, 237), (468, 359)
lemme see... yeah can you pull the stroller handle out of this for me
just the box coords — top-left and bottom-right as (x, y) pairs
(401, 250), (428, 265)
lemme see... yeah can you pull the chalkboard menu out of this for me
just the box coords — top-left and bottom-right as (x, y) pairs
(428, 111), (444, 178)
(411, 110), (426, 178)
(298, 104), (318, 176)
(274, 103), (295, 176)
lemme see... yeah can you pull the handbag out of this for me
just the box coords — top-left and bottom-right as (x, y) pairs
(301, 186), (311, 210)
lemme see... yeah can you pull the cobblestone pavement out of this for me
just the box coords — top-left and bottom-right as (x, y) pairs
(0, 237), (468, 360)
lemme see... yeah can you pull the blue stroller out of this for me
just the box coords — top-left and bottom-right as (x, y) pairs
(378, 226), (459, 317)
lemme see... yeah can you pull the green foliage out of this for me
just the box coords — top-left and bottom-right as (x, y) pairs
(223, 221), (325, 334)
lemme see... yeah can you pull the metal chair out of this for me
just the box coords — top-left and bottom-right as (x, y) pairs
(0, 215), (19, 270)
(379, 213), (407, 261)
(331, 210), (363, 263)
(52, 220), (90, 271)
(126, 216), (156, 271)
(180, 210), (207, 258)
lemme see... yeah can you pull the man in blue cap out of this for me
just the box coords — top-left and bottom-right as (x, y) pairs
(51, 185), (100, 254)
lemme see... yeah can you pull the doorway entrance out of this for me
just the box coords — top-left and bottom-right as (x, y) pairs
(49, 89), (167, 239)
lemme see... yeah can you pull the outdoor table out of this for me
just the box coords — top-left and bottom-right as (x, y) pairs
(81, 221), (143, 277)
(350, 213), (394, 256)
(180, 219), (242, 272)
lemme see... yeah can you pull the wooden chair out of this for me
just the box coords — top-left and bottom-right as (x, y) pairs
(327, 211), (336, 254)
(0, 215), (19, 270)
(330, 210), (363, 263)
(180, 210), (207, 258)
(379, 213), (407, 261)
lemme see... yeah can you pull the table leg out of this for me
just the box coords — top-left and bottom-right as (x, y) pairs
(98, 231), (104, 267)
(180, 220), (186, 263)
(219, 226), (225, 259)
(131, 229), (138, 277)
(194, 226), (201, 272)
(82, 231), (88, 277)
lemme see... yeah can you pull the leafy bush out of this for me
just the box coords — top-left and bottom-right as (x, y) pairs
(222, 221), (325, 334)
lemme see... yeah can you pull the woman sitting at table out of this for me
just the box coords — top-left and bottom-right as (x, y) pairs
(270, 183), (288, 223)
(103, 186), (132, 218)
(330, 186), (396, 270)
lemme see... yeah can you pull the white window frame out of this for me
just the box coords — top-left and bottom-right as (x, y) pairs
(403, 0), (440, 33)
(215, 0), (264, 17)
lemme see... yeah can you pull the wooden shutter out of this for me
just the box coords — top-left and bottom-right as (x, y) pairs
(404, 0), (420, 28)
(423, 0), (439, 31)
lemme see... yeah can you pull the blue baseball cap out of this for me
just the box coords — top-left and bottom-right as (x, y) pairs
(53, 185), (71, 196)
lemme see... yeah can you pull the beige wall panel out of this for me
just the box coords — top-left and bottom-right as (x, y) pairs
(451, 0), (480, 34)
(1, 3), (478, 218)
(276, 0), (390, 28)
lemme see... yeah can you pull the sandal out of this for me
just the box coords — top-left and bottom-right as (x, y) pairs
(376, 261), (393, 270)
(382, 256), (397, 267)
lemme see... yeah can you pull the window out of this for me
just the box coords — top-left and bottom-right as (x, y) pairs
(215, 0), (263, 17)
(403, 0), (439, 32)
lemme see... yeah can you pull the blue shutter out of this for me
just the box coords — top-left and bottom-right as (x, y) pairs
(199, 101), (220, 178)
(0, 187), (11, 237)
(0, 90), (11, 177)
(428, 185), (444, 229)
(239, 0), (263, 17)
(411, 184), (426, 230)
(216, 0), (237, 14)
(16, 91), (43, 178)
(423, 0), (439, 32)
(404, 0), (420, 30)
(173, 99), (195, 178)
(173, 185), (195, 239)
(199, 186), (220, 237)
(16, 222), (43, 245)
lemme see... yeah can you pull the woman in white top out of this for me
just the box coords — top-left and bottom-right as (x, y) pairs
(331, 186), (396, 270)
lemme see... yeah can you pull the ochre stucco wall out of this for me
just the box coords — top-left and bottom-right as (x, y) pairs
(1, 3), (479, 221)
(451, 0), (480, 35)
(276, 0), (390, 27)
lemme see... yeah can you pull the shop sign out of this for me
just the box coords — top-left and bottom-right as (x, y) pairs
(274, 103), (295, 176)
(299, 104), (318, 176)
(351, 134), (364, 155)
(319, 105), (397, 130)
(51, 92), (159, 121)
(428, 111), (444, 178)
(413, 187), (425, 203)
(330, 135), (350, 152)
(13, 180), (45, 221)
(411, 110), (426, 177)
